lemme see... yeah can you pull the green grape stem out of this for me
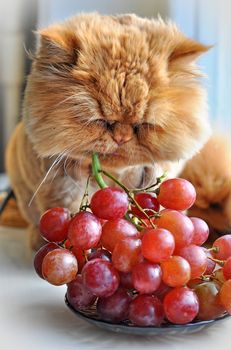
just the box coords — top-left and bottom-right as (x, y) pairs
(92, 153), (107, 189)
(208, 256), (225, 266)
(207, 246), (220, 253)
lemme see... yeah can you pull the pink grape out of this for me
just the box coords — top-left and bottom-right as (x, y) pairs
(178, 244), (207, 279)
(223, 257), (231, 280)
(131, 193), (160, 218)
(88, 249), (111, 262)
(90, 187), (129, 220)
(132, 261), (162, 294)
(34, 242), (59, 279)
(155, 210), (194, 251)
(212, 235), (231, 260)
(194, 282), (225, 320)
(161, 256), (191, 287)
(39, 207), (70, 242)
(190, 217), (209, 245)
(163, 287), (199, 324)
(157, 178), (196, 211)
(68, 211), (102, 250)
(141, 228), (175, 263)
(101, 219), (139, 253)
(219, 279), (231, 314)
(119, 272), (134, 290)
(112, 238), (143, 273)
(42, 248), (78, 285)
(82, 259), (119, 297)
(204, 250), (216, 275)
(97, 288), (132, 322)
(67, 275), (96, 310)
(129, 295), (164, 326)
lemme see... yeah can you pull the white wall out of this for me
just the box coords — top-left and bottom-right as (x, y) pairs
(38, 0), (169, 27)
(0, 0), (37, 171)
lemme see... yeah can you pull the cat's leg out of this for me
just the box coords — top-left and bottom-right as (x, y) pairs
(180, 135), (231, 235)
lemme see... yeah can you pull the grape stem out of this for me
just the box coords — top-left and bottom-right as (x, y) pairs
(200, 275), (211, 282)
(132, 172), (167, 193)
(92, 153), (107, 189)
(91, 153), (157, 229)
(207, 246), (219, 253)
(208, 256), (225, 266)
(100, 169), (153, 226)
(125, 212), (146, 231)
(79, 175), (91, 211)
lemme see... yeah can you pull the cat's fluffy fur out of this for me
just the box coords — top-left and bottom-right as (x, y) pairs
(180, 135), (231, 235)
(6, 13), (225, 248)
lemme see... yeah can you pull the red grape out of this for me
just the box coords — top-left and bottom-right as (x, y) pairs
(68, 212), (102, 250)
(119, 272), (134, 289)
(97, 288), (132, 322)
(194, 282), (225, 320)
(212, 268), (226, 284)
(71, 247), (87, 273)
(39, 207), (70, 242)
(187, 279), (202, 289)
(163, 287), (199, 324)
(82, 259), (119, 297)
(219, 280), (231, 314)
(90, 187), (129, 220)
(161, 256), (191, 287)
(88, 249), (111, 262)
(101, 219), (139, 253)
(155, 210), (194, 250)
(141, 228), (175, 263)
(129, 295), (164, 326)
(157, 178), (196, 211)
(67, 275), (96, 310)
(112, 238), (143, 273)
(42, 248), (78, 285)
(178, 245), (207, 279)
(131, 193), (160, 218)
(132, 261), (162, 294)
(212, 235), (231, 260)
(223, 257), (231, 280)
(190, 217), (209, 245)
(153, 281), (172, 301)
(204, 250), (216, 275)
(34, 242), (59, 279)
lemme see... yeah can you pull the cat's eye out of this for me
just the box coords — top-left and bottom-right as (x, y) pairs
(133, 123), (152, 134)
(210, 202), (222, 210)
(133, 124), (140, 134)
(94, 119), (115, 130)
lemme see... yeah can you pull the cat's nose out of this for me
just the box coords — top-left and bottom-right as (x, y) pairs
(112, 122), (133, 145)
(112, 133), (133, 145)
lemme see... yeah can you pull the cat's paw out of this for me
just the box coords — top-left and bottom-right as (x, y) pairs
(180, 135), (231, 236)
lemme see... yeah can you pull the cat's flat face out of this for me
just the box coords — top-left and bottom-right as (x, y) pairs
(24, 13), (211, 168)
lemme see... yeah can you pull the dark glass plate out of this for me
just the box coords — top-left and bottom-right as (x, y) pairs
(65, 296), (230, 335)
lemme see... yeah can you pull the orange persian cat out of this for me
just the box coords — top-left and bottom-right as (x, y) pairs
(6, 13), (229, 249)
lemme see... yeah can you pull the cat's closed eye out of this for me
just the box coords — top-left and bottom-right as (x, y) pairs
(94, 120), (153, 133)
(93, 119), (116, 130)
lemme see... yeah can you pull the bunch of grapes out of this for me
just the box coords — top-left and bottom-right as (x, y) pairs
(34, 154), (231, 327)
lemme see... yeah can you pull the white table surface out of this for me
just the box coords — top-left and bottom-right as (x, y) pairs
(0, 226), (231, 350)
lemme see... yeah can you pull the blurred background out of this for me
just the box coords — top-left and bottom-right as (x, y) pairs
(0, 0), (230, 174)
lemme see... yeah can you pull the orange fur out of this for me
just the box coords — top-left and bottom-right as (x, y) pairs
(180, 135), (231, 235)
(6, 13), (212, 249)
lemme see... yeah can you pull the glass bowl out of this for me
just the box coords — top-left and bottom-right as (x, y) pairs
(65, 295), (230, 335)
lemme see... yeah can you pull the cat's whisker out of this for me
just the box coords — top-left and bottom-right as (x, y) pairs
(28, 153), (65, 207)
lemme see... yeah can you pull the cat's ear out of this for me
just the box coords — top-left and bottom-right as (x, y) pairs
(36, 25), (80, 65)
(169, 39), (212, 64)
